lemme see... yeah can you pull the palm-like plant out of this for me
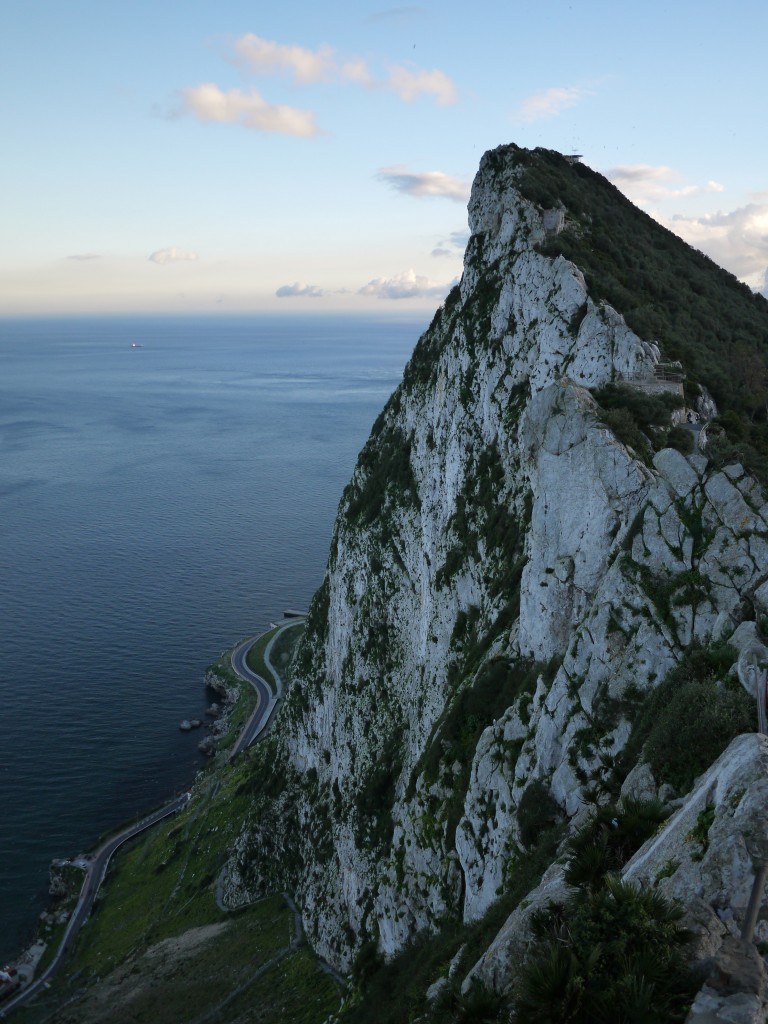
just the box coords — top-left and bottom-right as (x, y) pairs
(563, 797), (667, 890)
(513, 873), (695, 1023)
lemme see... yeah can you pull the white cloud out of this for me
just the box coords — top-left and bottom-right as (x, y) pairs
(667, 204), (768, 283)
(607, 164), (725, 205)
(232, 33), (376, 89)
(235, 34), (457, 103)
(233, 34), (338, 84)
(358, 268), (453, 300)
(513, 85), (590, 124)
(275, 282), (326, 297)
(341, 58), (374, 87)
(149, 247), (199, 266)
(181, 83), (319, 136)
(65, 253), (101, 261)
(377, 165), (470, 201)
(431, 247), (453, 258)
(386, 65), (456, 105)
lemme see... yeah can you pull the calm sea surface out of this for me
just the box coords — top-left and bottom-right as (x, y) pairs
(0, 311), (426, 963)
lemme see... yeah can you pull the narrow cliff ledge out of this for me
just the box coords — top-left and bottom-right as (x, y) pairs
(221, 144), (768, 1015)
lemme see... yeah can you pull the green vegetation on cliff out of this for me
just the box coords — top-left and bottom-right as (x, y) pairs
(505, 146), (768, 409)
(493, 144), (768, 478)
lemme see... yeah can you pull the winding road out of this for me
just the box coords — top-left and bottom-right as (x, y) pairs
(1, 795), (190, 1015)
(228, 618), (303, 758)
(2, 616), (305, 1017)
(228, 638), (277, 757)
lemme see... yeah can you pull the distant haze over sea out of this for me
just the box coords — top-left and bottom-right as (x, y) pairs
(0, 312), (425, 963)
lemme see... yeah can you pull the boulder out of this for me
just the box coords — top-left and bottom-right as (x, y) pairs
(623, 735), (768, 927)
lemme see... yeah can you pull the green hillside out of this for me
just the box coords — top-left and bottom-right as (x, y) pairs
(490, 145), (768, 477)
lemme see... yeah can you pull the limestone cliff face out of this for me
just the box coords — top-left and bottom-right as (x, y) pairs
(221, 145), (768, 992)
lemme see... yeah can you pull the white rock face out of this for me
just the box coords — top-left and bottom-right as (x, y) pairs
(464, 736), (768, 1003)
(462, 862), (570, 994)
(624, 735), (768, 920)
(457, 443), (768, 923)
(518, 381), (653, 662)
(221, 144), (768, 998)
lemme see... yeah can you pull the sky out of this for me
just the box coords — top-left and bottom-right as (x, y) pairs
(2, 0), (767, 315)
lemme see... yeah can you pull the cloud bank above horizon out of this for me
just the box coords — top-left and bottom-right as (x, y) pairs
(2, 2), (766, 314)
(358, 268), (454, 300)
(149, 247), (200, 265)
(276, 281), (326, 297)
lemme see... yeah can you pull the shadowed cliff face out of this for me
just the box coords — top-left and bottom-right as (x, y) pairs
(220, 145), (768, 991)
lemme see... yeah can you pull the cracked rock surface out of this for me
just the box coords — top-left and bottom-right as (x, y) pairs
(216, 144), (768, 1008)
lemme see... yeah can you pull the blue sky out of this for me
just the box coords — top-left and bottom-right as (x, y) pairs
(2, 0), (767, 314)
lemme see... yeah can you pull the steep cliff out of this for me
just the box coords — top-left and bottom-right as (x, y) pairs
(221, 145), (768, 1018)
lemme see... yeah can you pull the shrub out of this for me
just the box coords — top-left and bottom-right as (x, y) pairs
(564, 797), (668, 890)
(354, 732), (403, 848)
(620, 642), (754, 794)
(666, 424), (695, 454)
(593, 384), (686, 463)
(514, 875), (696, 1023)
(453, 980), (505, 1023)
(346, 425), (419, 525)
(714, 410), (746, 440)
(593, 384), (684, 432)
(705, 428), (768, 485)
(643, 679), (753, 792)
(602, 407), (651, 459)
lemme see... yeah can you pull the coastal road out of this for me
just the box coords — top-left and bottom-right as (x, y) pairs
(2, 617), (305, 1017)
(228, 618), (304, 758)
(1, 794), (190, 1016)
(228, 637), (276, 758)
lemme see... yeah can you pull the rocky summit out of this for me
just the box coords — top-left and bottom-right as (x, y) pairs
(217, 144), (768, 1023)
(32, 145), (768, 1024)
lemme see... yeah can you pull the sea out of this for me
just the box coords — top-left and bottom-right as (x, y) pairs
(0, 311), (427, 965)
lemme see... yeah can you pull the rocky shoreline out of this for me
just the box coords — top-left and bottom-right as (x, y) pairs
(197, 669), (239, 758)
(178, 669), (239, 758)
(5, 664), (243, 994)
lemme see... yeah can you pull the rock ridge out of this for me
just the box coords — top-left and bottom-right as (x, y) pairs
(221, 144), (768, 1013)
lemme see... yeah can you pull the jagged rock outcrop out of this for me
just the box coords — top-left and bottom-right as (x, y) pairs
(220, 144), (768, 1005)
(463, 734), (768, 1014)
